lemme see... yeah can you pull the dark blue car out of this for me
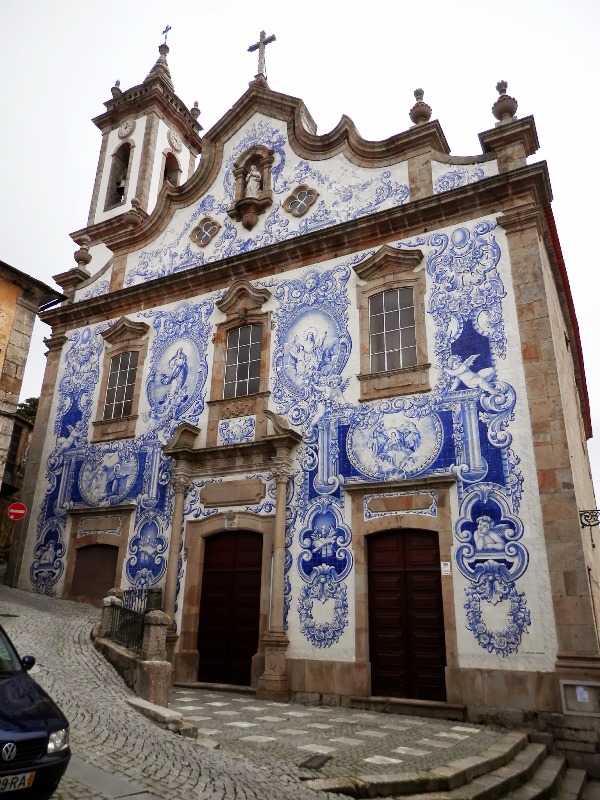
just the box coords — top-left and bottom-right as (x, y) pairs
(0, 625), (70, 798)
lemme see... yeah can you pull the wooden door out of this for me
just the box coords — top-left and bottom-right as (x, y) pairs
(367, 530), (446, 700)
(70, 544), (118, 606)
(197, 531), (262, 686)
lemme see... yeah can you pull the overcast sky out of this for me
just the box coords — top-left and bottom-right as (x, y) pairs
(2, 0), (599, 496)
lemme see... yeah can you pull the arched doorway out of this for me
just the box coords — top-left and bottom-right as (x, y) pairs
(70, 544), (119, 606)
(197, 530), (263, 686)
(367, 529), (446, 701)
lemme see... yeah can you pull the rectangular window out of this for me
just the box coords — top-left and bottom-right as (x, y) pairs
(223, 325), (262, 399)
(369, 288), (417, 372)
(103, 351), (138, 420)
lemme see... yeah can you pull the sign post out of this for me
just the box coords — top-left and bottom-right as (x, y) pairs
(7, 502), (27, 522)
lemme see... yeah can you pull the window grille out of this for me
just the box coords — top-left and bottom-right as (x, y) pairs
(223, 325), (262, 399)
(103, 351), (138, 420)
(369, 288), (417, 372)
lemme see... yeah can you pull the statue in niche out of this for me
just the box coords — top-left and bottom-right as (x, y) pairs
(446, 354), (496, 394)
(245, 164), (262, 198)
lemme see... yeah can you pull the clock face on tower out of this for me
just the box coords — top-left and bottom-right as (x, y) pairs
(167, 129), (183, 152)
(118, 119), (135, 139)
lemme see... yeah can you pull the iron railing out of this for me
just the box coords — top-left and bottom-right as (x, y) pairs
(109, 587), (162, 652)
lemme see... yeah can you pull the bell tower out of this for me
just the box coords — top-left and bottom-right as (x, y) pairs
(85, 39), (202, 231)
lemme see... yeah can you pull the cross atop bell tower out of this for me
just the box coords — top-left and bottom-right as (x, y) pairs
(248, 30), (276, 80)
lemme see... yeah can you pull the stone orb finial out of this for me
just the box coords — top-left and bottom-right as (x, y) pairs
(190, 100), (201, 120)
(409, 88), (432, 125)
(492, 80), (518, 124)
(111, 79), (122, 99)
(73, 235), (92, 268)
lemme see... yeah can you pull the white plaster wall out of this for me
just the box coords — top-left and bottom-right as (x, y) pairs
(431, 160), (498, 194)
(146, 118), (192, 214)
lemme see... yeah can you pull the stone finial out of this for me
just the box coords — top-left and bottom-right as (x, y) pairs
(190, 101), (201, 120)
(492, 80), (518, 125)
(73, 235), (92, 268)
(123, 197), (144, 228)
(409, 88), (432, 125)
(111, 79), (122, 99)
(144, 42), (174, 92)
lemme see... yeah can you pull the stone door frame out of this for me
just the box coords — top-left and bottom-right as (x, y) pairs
(175, 511), (275, 685)
(344, 476), (458, 700)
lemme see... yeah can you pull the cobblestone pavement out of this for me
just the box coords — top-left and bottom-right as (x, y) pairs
(169, 686), (503, 779)
(0, 580), (507, 799)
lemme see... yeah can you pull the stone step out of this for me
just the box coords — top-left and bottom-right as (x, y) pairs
(376, 745), (549, 800)
(501, 755), (565, 799)
(376, 755), (585, 800)
(555, 769), (588, 800)
(305, 732), (531, 796)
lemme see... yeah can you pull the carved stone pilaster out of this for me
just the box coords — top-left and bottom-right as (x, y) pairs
(497, 205), (544, 236)
(256, 630), (290, 702)
(271, 455), (293, 483)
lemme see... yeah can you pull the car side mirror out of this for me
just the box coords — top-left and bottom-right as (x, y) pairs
(21, 655), (35, 671)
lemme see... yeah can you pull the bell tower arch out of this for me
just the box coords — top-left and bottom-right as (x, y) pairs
(85, 40), (202, 230)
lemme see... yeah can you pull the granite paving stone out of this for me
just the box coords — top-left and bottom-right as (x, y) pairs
(0, 577), (511, 797)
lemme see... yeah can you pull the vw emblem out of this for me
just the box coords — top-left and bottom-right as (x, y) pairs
(1, 743), (16, 761)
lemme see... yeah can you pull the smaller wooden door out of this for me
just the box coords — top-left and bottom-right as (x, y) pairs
(368, 530), (446, 701)
(197, 531), (262, 686)
(70, 544), (118, 606)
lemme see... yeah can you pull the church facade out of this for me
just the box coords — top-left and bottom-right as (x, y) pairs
(9, 40), (600, 720)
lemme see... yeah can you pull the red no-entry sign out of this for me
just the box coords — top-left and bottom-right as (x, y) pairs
(7, 502), (27, 521)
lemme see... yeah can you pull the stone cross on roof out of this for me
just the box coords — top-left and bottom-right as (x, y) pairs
(248, 30), (276, 79)
(162, 25), (171, 43)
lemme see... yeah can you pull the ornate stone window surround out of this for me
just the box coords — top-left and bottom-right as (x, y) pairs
(354, 245), (430, 401)
(227, 145), (274, 231)
(283, 184), (319, 217)
(190, 216), (221, 248)
(92, 317), (150, 443)
(344, 476), (458, 699)
(104, 139), (136, 212)
(206, 281), (272, 447)
(63, 503), (135, 603)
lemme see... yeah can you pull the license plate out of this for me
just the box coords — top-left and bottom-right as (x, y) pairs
(0, 772), (35, 792)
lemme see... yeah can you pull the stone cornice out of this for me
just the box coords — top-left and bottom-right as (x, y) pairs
(479, 116), (539, 157)
(41, 162), (552, 331)
(164, 431), (302, 478)
(93, 80), (202, 151)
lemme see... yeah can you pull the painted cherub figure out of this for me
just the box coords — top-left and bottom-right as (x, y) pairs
(473, 515), (509, 552)
(446, 354), (496, 394)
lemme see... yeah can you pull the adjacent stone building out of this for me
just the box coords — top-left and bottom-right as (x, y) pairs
(0, 260), (61, 559)
(8, 40), (600, 728)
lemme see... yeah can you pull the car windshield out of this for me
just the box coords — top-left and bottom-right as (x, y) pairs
(0, 628), (24, 676)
